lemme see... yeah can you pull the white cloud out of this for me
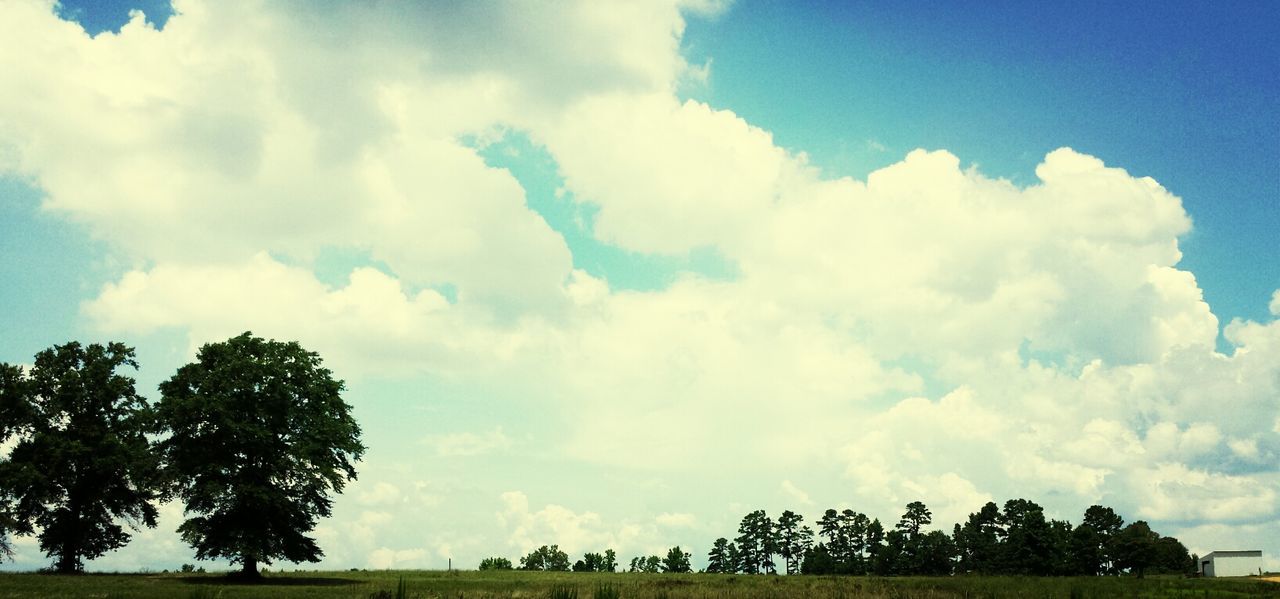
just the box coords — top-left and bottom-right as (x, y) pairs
(368, 547), (428, 570)
(424, 428), (513, 457)
(655, 512), (697, 528)
(540, 93), (807, 254)
(779, 480), (813, 507)
(1227, 437), (1260, 460)
(498, 491), (645, 557)
(357, 482), (403, 507)
(1131, 463), (1277, 523)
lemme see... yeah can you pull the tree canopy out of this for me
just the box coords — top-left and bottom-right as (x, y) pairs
(0, 342), (159, 572)
(663, 546), (692, 573)
(521, 544), (571, 571)
(156, 332), (364, 578)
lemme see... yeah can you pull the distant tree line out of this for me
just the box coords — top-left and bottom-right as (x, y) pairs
(486, 500), (1193, 579)
(479, 545), (693, 574)
(0, 335), (364, 577)
(711, 500), (1192, 578)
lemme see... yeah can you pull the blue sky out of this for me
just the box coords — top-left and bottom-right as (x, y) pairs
(1, 0), (1277, 572)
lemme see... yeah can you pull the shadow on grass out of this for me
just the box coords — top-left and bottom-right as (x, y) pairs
(176, 575), (364, 587)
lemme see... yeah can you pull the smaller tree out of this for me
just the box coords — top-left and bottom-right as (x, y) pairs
(955, 502), (1001, 574)
(1110, 521), (1158, 578)
(521, 545), (570, 571)
(915, 530), (955, 576)
(865, 518), (886, 562)
(707, 538), (733, 573)
(776, 510), (806, 575)
(631, 554), (662, 573)
(478, 556), (513, 570)
(873, 529), (909, 576)
(1152, 535), (1192, 574)
(896, 501), (932, 539)
(1081, 505), (1124, 574)
(575, 551), (609, 572)
(663, 546), (692, 573)
(800, 542), (836, 575)
(734, 509), (775, 574)
(603, 548), (618, 572)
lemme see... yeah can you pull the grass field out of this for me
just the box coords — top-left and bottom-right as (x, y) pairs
(0, 570), (1277, 599)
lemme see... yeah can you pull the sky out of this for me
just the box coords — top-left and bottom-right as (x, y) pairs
(0, 0), (1277, 573)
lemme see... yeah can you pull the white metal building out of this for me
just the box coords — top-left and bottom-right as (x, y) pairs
(1199, 550), (1263, 577)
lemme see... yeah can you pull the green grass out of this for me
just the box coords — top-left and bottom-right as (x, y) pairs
(0, 570), (1276, 598)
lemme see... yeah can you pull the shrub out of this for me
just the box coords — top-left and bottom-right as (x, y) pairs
(479, 556), (514, 570)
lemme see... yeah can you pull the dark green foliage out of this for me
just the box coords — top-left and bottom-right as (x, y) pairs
(817, 509), (843, 563)
(1068, 522), (1105, 576)
(522, 545), (571, 571)
(662, 545), (692, 573)
(0, 342), (160, 572)
(572, 550), (616, 572)
(864, 518), (885, 566)
(915, 530), (956, 575)
(1110, 520), (1158, 578)
(800, 542), (835, 575)
(628, 555), (662, 573)
(705, 537), (734, 573)
(1152, 535), (1193, 574)
(733, 509), (776, 574)
(872, 528), (908, 575)
(896, 501), (931, 538)
(156, 332), (364, 578)
(1080, 504), (1124, 574)
(998, 498), (1054, 575)
(954, 502), (1001, 574)
(0, 364), (24, 561)
(775, 510), (810, 575)
(478, 556), (513, 570)
(817, 508), (874, 572)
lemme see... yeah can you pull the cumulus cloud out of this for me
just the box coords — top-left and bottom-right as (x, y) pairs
(424, 428), (513, 457)
(779, 480), (813, 507)
(498, 491), (659, 558)
(368, 547), (428, 570)
(655, 512), (697, 528)
(0, 0), (1276, 572)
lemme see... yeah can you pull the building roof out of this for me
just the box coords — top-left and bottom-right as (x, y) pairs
(1203, 550), (1263, 558)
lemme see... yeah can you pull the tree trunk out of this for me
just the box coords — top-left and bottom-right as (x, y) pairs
(58, 496), (82, 573)
(57, 552), (79, 574)
(241, 556), (260, 579)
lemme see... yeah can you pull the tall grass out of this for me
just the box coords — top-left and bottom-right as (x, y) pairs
(0, 570), (1277, 598)
(549, 583), (579, 599)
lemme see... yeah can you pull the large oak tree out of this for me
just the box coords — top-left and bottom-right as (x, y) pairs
(0, 342), (159, 572)
(157, 332), (364, 578)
